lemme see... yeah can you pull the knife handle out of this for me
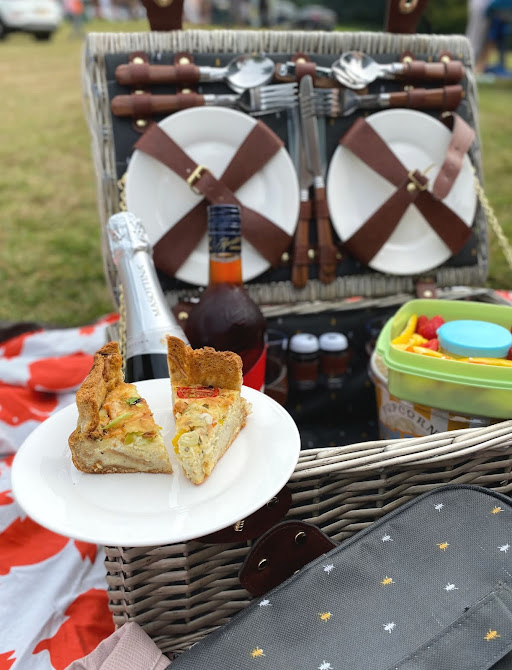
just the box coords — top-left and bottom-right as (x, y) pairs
(399, 60), (465, 84)
(115, 62), (202, 86)
(291, 196), (312, 289)
(387, 85), (463, 111)
(313, 186), (337, 284)
(274, 63), (338, 89)
(111, 93), (205, 117)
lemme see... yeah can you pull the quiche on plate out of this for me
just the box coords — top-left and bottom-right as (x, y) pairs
(166, 336), (251, 485)
(68, 341), (172, 474)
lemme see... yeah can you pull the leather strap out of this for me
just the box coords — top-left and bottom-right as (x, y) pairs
(140, 0), (184, 30)
(291, 199), (312, 288)
(433, 113), (476, 199)
(134, 121), (292, 276)
(339, 116), (474, 266)
(198, 486), (292, 544)
(385, 0), (429, 33)
(239, 520), (337, 597)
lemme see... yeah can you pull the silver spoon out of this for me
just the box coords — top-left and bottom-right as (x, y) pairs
(333, 51), (465, 90)
(115, 54), (276, 94)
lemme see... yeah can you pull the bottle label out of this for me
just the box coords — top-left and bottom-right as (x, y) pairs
(126, 327), (184, 359)
(209, 233), (241, 256)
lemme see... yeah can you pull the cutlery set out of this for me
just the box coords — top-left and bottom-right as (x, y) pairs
(111, 51), (467, 289)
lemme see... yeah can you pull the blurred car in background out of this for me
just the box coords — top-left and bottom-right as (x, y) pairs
(295, 4), (337, 30)
(0, 0), (63, 39)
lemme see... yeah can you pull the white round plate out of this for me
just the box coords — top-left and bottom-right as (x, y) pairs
(326, 109), (477, 275)
(11, 380), (300, 547)
(125, 107), (299, 286)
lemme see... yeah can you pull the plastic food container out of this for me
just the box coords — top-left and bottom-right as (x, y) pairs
(375, 299), (512, 419)
(370, 350), (495, 440)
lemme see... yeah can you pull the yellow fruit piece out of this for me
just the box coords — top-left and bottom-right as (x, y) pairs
(467, 357), (512, 367)
(392, 314), (418, 345)
(409, 333), (428, 346)
(411, 346), (448, 358)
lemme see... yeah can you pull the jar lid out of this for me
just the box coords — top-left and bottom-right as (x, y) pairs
(289, 333), (319, 354)
(319, 332), (349, 352)
(437, 320), (512, 358)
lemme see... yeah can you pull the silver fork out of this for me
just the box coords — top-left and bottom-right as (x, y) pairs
(110, 83), (298, 118)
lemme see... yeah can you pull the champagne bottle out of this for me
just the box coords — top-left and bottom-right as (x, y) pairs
(185, 204), (267, 389)
(107, 211), (189, 382)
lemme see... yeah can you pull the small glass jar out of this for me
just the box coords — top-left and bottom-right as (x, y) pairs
(319, 332), (350, 389)
(288, 333), (320, 391)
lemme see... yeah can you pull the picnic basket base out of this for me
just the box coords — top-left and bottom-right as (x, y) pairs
(104, 419), (512, 657)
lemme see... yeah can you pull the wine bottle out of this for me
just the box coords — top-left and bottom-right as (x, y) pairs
(185, 204), (267, 390)
(107, 211), (189, 382)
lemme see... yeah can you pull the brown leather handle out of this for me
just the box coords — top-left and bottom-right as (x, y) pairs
(291, 198), (312, 289)
(388, 85), (463, 111)
(140, 0), (184, 31)
(111, 92), (205, 117)
(314, 186), (337, 284)
(385, 0), (429, 33)
(116, 62), (201, 87)
(400, 60), (465, 83)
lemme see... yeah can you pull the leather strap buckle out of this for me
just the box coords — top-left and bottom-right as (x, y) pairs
(407, 164), (434, 192)
(186, 164), (208, 194)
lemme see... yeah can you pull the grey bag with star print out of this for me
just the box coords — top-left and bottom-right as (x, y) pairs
(168, 485), (512, 670)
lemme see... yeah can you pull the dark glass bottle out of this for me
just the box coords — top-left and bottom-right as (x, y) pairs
(107, 212), (189, 382)
(185, 204), (266, 381)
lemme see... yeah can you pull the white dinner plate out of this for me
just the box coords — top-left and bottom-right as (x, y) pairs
(11, 380), (300, 547)
(125, 107), (299, 286)
(326, 109), (477, 275)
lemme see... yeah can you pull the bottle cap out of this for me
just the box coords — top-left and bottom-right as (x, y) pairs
(437, 320), (512, 358)
(319, 332), (349, 352)
(289, 333), (319, 354)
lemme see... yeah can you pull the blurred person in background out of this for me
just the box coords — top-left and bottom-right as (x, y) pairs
(64, 0), (85, 37)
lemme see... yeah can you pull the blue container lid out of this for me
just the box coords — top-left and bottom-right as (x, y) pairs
(437, 320), (512, 358)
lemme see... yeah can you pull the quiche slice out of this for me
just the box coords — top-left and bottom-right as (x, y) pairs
(166, 336), (251, 485)
(68, 341), (172, 474)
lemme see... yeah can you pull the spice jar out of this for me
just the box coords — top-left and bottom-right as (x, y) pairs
(288, 333), (320, 391)
(319, 332), (350, 389)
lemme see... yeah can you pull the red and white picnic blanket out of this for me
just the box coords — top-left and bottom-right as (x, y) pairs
(0, 314), (119, 670)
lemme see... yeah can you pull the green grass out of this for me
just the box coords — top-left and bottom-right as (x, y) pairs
(0, 21), (510, 327)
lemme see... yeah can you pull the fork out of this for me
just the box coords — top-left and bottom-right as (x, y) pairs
(111, 83), (298, 118)
(313, 85), (464, 118)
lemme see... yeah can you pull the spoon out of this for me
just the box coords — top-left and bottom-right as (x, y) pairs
(115, 54), (276, 94)
(333, 51), (465, 90)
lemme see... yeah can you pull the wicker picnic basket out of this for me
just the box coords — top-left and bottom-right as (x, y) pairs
(82, 7), (512, 659)
(105, 420), (512, 657)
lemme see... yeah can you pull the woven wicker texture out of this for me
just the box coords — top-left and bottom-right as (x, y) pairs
(105, 419), (512, 657)
(82, 29), (488, 307)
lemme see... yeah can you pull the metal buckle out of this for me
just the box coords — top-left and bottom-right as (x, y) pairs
(407, 165), (433, 192)
(186, 164), (208, 195)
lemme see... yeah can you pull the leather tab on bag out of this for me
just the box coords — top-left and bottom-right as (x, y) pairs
(433, 113), (475, 200)
(384, 0), (429, 33)
(140, 0), (184, 31)
(173, 52), (199, 95)
(197, 486), (292, 544)
(239, 521), (337, 597)
(415, 278), (437, 299)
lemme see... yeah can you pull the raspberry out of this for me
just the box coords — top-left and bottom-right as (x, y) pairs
(508, 346), (512, 361)
(424, 338), (439, 351)
(417, 315), (445, 340)
(416, 315), (428, 333)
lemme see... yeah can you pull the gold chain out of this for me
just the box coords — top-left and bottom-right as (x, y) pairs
(474, 171), (512, 272)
